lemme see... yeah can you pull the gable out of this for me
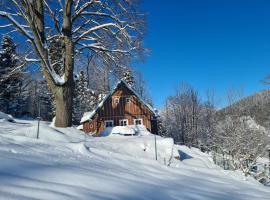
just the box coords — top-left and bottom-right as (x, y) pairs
(112, 82), (134, 96)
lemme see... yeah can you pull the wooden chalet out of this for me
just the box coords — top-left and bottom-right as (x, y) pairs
(80, 80), (158, 135)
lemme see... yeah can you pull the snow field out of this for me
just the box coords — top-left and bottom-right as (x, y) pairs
(0, 118), (269, 200)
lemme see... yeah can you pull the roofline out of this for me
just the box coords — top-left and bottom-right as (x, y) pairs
(120, 80), (157, 115)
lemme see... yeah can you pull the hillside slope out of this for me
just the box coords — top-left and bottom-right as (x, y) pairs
(0, 118), (269, 200)
(216, 89), (270, 129)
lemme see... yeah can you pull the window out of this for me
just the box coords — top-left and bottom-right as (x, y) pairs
(134, 119), (143, 125)
(114, 97), (120, 105)
(105, 120), (114, 127)
(126, 97), (131, 103)
(119, 119), (128, 126)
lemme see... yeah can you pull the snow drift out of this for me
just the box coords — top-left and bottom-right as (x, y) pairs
(95, 125), (174, 163)
(0, 111), (14, 122)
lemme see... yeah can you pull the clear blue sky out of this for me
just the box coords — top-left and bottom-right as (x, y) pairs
(137, 0), (270, 108)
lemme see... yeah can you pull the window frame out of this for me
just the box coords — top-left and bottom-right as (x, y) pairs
(119, 119), (129, 126)
(114, 97), (120, 105)
(126, 97), (131, 103)
(134, 119), (143, 125)
(105, 120), (114, 128)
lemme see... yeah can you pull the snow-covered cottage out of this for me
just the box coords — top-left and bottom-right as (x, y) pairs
(80, 80), (158, 135)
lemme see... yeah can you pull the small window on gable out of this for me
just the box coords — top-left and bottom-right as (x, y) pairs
(105, 120), (114, 127)
(126, 97), (131, 103)
(114, 97), (120, 105)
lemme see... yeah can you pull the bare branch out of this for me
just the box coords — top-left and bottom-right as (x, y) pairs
(74, 23), (123, 43)
(78, 43), (133, 54)
(72, 0), (97, 22)
(0, 11), (34, 40)
(43, 0), (62, 34)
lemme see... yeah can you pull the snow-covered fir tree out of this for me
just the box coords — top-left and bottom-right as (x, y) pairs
(122, 69), (135, 88)
(0, 35), (24, 116)
(73, 71), (98, 124)
(38, 79), (55, 120)
(24, 76), (55, 121)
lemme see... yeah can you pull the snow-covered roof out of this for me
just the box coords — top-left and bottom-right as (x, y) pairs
(77, 124), (83, 130)
(80, 80), (157, 123)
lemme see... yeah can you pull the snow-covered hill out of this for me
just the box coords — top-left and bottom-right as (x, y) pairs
(216, 89), (270, 129)
(0, 118), (269, 200)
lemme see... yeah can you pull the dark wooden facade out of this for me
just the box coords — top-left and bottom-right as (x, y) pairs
(81, 81), (158, 135)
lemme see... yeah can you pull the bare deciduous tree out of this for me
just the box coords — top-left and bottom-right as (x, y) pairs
(0, 0), (145, 127)
(160, 83), (201, 145)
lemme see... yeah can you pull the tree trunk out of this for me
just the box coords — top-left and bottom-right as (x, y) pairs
(51, 0), (74, 127)
(43, 39), (74, 127)
(54, 79), (74, 127)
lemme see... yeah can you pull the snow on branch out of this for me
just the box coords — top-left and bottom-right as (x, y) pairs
(0, 24), (13, 28)
(72, 19), (91, 34)
(43, 0), (61, 33)
(78, 11), (126, 24)
(25, 57), (40, 63)
(78, 43), (134, 54)
(74, 23), (124, 43)
(0, 11), (34, 40)
(72, 0), (98, 22)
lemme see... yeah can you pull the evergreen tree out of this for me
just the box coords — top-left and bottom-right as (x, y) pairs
(39, 79), (55, 120)
(122, 69), (135, 88)
(0, 35), (24, 116)
(73, 71), (98, 124)
(24, 79), (39, 118)
(25, 76), (55, 121)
